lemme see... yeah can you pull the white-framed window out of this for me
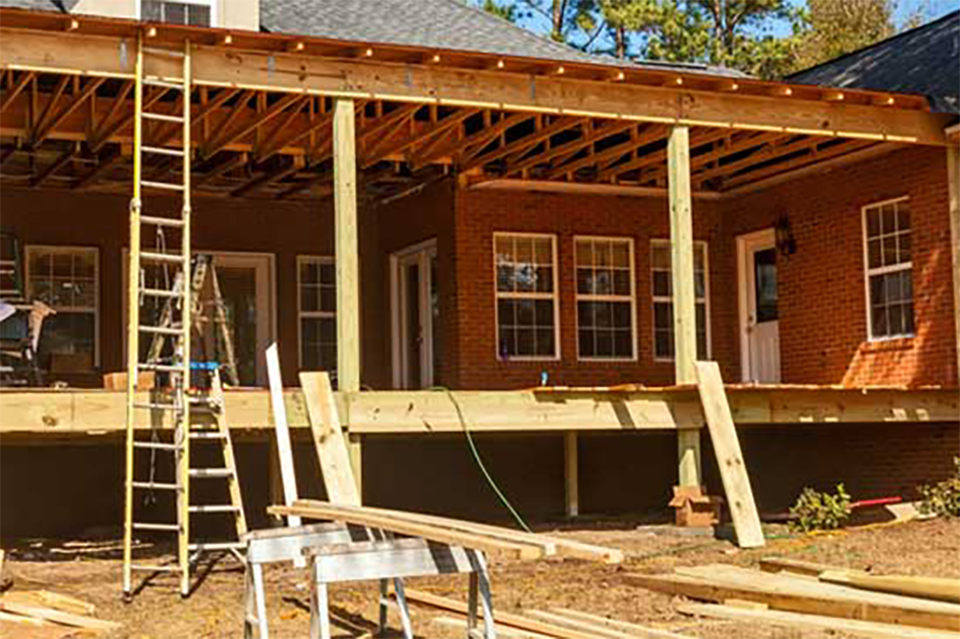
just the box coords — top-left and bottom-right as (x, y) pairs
(863, 197), (914, 340)
(297, 256), (337, 373)
(651, 240), (710, 360)
(494, 233), (559, 360)
(140, 0), (216, 27)
(25, 245), (99, 369)
(575, 236), (636, 360)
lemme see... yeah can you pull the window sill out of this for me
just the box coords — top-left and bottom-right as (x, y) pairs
(861, 336), (915, 353)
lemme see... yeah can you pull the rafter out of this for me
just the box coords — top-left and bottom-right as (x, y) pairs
(31, 77), (106, 146)
(90, 85), (167, 153)
(230, 157), (304, 197)
(254, 95), (312, 161)
(723, 139), (877, 189)
(372, 108), (478, 169)
(198, 89), (257, 157)
(194, 152), (248, 187)
(30, 146), (75, 187)
(356, 103), (421, 152)
(693, 135), (818, 186)
(503, 119), (639, 178)
(542, 124), (666, 180)
(597, 129), (729, 182)
(73, 148), (121, 189)
(456, 112), (537, 165)
(203, 91), (304, 158)
(462, 116), (584, 172)
(0, 71), (34, 116)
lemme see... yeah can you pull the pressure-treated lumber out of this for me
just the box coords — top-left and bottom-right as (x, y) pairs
(283, 498), (622, 564)
(564, 432), (579, 518)
(758, 556), (841, 577)
(679, 603), (960, 639)
(819, 571), (960, 604)
(266, 344), (301, 527)
(629, 564), (960, 631)
(2, 591), (95, 617)
(432, 616), (553, 639)
(299, 372), (361, 506)
(0, 599), (119, 631)
(694, 362), (764, 548)
(1, 25), (950, 145)
(269, 502), (544, 560)
(668, 126), (702, 490)
(527, 610), (694, 639)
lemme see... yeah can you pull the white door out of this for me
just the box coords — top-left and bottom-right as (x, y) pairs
(738, 230), (781, 383)
(391, 240), (438, 390)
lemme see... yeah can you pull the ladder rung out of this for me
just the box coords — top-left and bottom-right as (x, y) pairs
(132, 481), (180, 491)
(143, 145), (185, 157)
(133, 402), (179, 411)
(189, 468), (234, 479)
(189, 431), (226, 440)
(138, 363), (185, 373)
(189, 541), (244, 552)
(139, 325), (184, 336)
(133, 441), (181, 451)
(142, 111), (185, 123)
(130, 564), (181, 573)
(140, 251), (185, 264)
(143, 47), (186, 58)
(189, 505), (241, 514)
(133, 522), (180, 532)
(142, 180), (185, 192)
(141, 216), (185, 228)
(143, 76), (185, 90)
(142, 288), (184, 299)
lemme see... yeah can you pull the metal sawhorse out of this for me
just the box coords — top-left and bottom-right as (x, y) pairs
(243, 523), (496, 639)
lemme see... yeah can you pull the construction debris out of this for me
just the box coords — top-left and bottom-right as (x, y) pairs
(407, 588), (696, 639)
(629, 562), (960, 633)
(0, 589), (119, 635)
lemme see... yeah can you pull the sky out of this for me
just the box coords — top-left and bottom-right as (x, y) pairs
(494, 0), (957, 53)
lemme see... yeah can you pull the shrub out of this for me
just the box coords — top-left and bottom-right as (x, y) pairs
(919, 457), (960, 518)
(789, 483), (851, 532)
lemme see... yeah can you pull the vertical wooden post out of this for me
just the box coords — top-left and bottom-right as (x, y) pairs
(564, 432), (579, 518)
(332, 98), (363, 499)
(667, 126), (702, 488)
(948, 145), (960, 387)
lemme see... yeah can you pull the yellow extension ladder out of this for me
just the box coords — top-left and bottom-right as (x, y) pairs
(122, 38), (246, 599)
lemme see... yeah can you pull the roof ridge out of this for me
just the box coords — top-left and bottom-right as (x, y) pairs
(788, 9), (959, 80)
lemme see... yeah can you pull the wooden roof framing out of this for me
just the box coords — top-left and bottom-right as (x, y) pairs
(0, 9), (954, 201)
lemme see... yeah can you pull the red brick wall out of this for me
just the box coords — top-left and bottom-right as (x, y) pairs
(451, 187), (736, 389)
(721, 146), (958, 388)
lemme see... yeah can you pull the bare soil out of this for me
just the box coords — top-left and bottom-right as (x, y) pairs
(3, 517), (957, 639)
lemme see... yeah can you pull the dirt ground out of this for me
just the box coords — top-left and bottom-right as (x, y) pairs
(2, 517), (958, 639)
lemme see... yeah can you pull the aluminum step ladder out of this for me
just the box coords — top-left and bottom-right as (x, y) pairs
(122, 37), (246, 599)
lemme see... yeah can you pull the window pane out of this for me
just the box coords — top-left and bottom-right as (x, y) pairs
(651, 244), (670, 269)
(652, 271), (671, 297)
(579, 330), (594, 357)
(655, 330), (673, 359)
(301, 284), (319, 312)
(867, 238), (882, 269)
(614, 329), (632, 357)
(576, 268), (593, 295)
(866, 209), (880, 238)
(613, 270), (631, 296)
(897, 202), (911, 233)
(165, 2), (187, 24)
(535, 266), (553, 293)
(319, 286), (336, 313)
(496, 264), (515, 292)
(187, 4), (211, 26)
(898, 232), (911, 263)
(611, 242), (630, 268)
(575, 240), (592, 267)
(596, 331), (613, 357)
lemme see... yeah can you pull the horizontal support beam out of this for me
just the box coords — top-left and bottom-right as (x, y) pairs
(0, 28), (951, 146)
(0, 386), (955, 439)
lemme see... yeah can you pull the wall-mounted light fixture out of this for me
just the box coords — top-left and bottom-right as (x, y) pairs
(775, 215), (796, 256)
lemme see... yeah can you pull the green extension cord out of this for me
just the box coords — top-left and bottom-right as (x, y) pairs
(429, 386), (533, 534)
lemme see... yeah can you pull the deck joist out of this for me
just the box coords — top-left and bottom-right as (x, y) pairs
(0, 386), (955, 442)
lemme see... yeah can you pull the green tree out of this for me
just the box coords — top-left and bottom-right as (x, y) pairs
(600, 0), (800, 78)
(794, 0), (899, 70)
(476, 0), (522, 23)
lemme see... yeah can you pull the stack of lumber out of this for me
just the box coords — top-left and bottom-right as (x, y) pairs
(628, 559), (960, 638)
(269, 499), (624, 564)
(0, 589), (120, 637)
(405, 588), (698, 639)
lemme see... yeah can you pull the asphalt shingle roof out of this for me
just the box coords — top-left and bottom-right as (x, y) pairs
(1, 0), (742, 77)
(788, 10), (959, 113)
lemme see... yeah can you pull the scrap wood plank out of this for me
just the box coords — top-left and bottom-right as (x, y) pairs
(678, 602), (960, 639)
(758, 556), (843, 577)
(269, 503), (545, 560)
(3, 591), (95, 616)
(299, 371), (360, 506)
(628, 564), (960, 631)
(527, 610), (695, 639)
(404, 588), (597, 639)
(545, 608), (697, 639)
(432, 616), (555, 639)
(0, 599), (119, 631)
(0, 610), (47, 626)
(289, 498), (622, 564)
(819, 570), (960, 604)
(694, 362), (764, 549)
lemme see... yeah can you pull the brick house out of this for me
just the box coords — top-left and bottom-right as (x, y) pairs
(0, 2), (957, 538)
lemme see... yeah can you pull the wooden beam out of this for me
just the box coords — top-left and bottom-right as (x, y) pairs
(30, 76), (106, 146)
(29, 146), (74, 187)
(723, 139), (877, 189)
(300, 372), (361, 505)
(0, 70), (33, 116)
(948, 144), (960, 389)
(28, 74), (69, 145)
(695, 361), (764, 548)
(462, 116), (583, 172)
(377, 108), (478, 170)
(332, 98), (362, 495)
(468, 177), (723, 199)
(667, 126), (701, 489)
(229, 157), (302, 197)
(0, 386), (956, 436)
(564, 431), (579, 518)
(202, 91), (301, 158)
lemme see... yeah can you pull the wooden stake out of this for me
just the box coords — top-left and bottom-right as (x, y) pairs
(564, 432), (579, 518)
